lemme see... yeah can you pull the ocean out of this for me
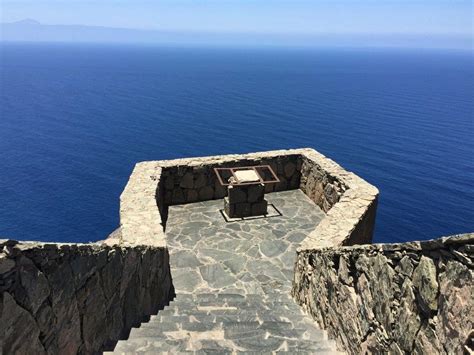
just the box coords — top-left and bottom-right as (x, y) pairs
(0, 43), (473, 243)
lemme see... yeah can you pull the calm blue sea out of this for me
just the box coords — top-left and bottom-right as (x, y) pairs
(0, 43), (473, 243)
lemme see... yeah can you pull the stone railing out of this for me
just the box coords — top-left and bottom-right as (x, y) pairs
(292, 233), (474, 354)
(0, 239), (173, 354)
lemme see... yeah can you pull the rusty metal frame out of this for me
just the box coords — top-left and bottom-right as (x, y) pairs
(214, 165), (280, 186)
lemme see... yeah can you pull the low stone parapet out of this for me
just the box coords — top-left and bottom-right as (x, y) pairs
(292, 233), (474, 354)
(119, 148), (379, 249)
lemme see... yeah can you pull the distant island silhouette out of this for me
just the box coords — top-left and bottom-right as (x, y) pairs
(10, 18), (41, 25)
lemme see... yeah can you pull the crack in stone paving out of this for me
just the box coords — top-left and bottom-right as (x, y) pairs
(166, 190), (325, 296)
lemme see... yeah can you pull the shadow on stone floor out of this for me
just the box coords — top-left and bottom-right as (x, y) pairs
(219, 203), (283, 222)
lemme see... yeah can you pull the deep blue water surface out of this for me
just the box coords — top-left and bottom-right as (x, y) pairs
(1, 43), (473, 243)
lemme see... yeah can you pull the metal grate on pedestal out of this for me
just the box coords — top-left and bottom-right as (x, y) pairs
(214, 165), (280, 186)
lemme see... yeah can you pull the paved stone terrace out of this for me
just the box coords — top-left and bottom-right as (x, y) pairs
(166, 189), (325, 296)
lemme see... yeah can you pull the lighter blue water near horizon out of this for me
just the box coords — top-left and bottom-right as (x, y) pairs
(0, 43), (473, 244)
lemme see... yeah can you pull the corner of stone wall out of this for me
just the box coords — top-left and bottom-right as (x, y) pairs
(298, 149), (379, 250)
(115, 161), (167, 247)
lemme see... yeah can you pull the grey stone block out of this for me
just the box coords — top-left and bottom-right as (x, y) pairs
(164, 176), (174, 190)
(235, 202), (251, 217)
(194, 174), (207, 189)
(251, 200), (268, 216)
(284, 162), (296, 178)
(198, 186), (214, 200)
(186, 189), (199, 203)
(247, 183), (264, 203)
(224, 197), (234, 217)
(172, 188), (186, 204)
(227, 186), (247, 204)
(180, 172), (194, 189)
(214, 180), (227, 199)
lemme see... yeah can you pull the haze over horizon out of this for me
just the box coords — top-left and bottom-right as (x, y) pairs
(1, 0), (472, 49)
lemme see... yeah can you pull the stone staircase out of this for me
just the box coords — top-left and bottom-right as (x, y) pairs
(109, 293), (340, 354)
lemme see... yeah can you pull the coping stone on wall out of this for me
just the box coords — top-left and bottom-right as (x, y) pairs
(111, 161), (166, 247)
(152, 148), (307, 169)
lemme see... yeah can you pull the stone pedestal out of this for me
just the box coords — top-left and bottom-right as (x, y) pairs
(224, 183), (268, 218)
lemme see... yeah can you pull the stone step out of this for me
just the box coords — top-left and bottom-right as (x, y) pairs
(131, 320), (326, 342)
(155, 306), (305, 319)
(115, 334), (335, 353)
(172, 293), (300, 303)
(172, 293), (298, 304)
(164, 301), (303, 314)
(143, 324), (326, 344)
(237, 338), (337, 353)
(110, 337), (188, 353)
(149, 314), (284, 325)
(232, 334), (284, 352)
(110, 292), (340, 354)
(221, 320), (325, 341)
(112, 329), (335, 354)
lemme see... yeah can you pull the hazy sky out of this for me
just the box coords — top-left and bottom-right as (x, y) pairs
(1, 0), (472, 36)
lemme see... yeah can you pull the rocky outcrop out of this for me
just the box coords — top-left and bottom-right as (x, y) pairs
(292, 233), (474, 354)
(0, 239), (173, 354)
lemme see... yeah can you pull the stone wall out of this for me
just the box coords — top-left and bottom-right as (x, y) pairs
(114, 162), (167, 247)
(298, 149), (379, 248)
(292, 233), (474, 354)
(299, 155), (347, 213)
(0, 239), (173, 354)
(121, 148), (379, 247)
(160, 153), (302, 206)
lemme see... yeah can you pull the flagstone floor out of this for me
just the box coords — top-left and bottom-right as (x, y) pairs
(165, 189), (325, 296)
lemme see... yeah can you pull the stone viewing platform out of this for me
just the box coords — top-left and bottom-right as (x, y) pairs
(1, 148), (472, 354)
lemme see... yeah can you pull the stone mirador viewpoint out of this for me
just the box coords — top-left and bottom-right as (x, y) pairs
(1, 148), (472, 354)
